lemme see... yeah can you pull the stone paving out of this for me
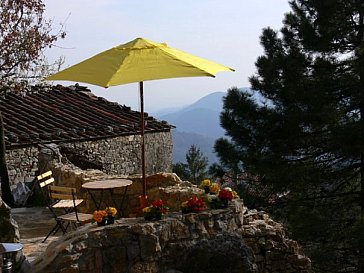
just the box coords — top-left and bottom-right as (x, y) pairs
(10, 207), (60, 263)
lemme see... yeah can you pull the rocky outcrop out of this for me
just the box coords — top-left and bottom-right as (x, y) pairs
(31, 200), (311, 273)
(0, 197), (29, 272)
(242, 209), (310, 272)
(0, 197), (20, 242)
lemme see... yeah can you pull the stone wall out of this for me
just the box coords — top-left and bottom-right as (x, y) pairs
(4, 131), (172, 192)
(31, 200), (311, 273)
(6, 147), (39, 188)
(60, 131), (172, 176)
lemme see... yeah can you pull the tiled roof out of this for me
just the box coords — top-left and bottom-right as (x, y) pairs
(0, 84), (173, 148)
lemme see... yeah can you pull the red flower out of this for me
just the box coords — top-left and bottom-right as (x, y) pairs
(151, 199), (166, 208)
(218, 189), (234, 201)
(186, 196), (206, 212)
(150, 199), (169, 214)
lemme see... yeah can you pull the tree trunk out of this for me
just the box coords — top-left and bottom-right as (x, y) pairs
(359, 44), (364, 273)
(0, 112), (14, 207)
(359, 83), (364, 273)
(356, 8), (364, 271)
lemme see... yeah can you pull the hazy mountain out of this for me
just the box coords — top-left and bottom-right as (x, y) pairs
(154, 88), (253, 165)
(150, 106), (185, 117)
(158, 92), (226, 139)
(172, 130), (218, 164)
(183, 91), (226, 111)
(154, 91), (227, 164)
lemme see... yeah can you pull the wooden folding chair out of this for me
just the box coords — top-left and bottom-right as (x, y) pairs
(37, 171), (93, 243)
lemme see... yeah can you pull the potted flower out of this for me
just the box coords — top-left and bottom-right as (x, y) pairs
(208, 187), (236, 209)
(93, 207), (118, 225)
(199, 179), (212, 193)
(93, 210), (107, 226)
(105, 207), (117, 224)
(218, 188), (234, 203)
(207, 194), (223, 209)
(180, 196), (206, 214)
(209, 182), (220, 194)
(143, 199), (169, 220)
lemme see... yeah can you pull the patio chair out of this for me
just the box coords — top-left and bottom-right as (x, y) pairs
(36, 171), (93, 242)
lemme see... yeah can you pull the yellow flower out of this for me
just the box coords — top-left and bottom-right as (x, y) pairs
(200, 179), (211, 187)
(180, 201), (189, 208)
(209, 183), (220, 193)
(105, 207), (117, 216)
(142, 206), (152, 213)
(232, 191), (239, 199)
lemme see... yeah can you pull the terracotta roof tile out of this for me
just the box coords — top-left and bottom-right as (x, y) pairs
(0, 84), (173, 148)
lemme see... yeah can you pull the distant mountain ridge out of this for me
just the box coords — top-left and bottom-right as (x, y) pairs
(159, 92), (226, 139)
(171, 130), (218, 163)
(154, 91), (227, 164)
(153, 88), (252, 164)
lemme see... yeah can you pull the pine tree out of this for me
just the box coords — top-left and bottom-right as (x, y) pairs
(186, 145), (208, 184)
(216, 1), (364, 271)
(172, 162), (190, 181)
(172, 145), (209, 184)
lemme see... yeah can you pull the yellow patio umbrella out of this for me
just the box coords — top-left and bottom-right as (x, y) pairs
(46, 37), (234, 207)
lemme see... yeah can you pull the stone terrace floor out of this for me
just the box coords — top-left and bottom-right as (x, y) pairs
(11, 207), (61, 263)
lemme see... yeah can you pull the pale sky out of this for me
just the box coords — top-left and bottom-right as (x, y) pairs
(44, 1), (291, 112)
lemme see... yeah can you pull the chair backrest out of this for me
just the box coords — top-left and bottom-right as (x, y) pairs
(37, 171), (78, 208)
(49, 185), (77, 202)
(37, 171), (82, 222)
(37, 171), (55, 188)
(36, 171), (55, 205)
(49, 186), (80, 221)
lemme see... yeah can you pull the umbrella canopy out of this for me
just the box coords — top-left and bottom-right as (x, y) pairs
(46, 37), (234, 87)
(46, 37), (234, 207)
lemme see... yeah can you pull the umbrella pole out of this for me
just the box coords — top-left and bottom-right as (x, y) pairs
(139, 81), (148, 208)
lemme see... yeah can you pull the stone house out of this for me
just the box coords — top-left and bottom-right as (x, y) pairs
(0, 84), (174, 191)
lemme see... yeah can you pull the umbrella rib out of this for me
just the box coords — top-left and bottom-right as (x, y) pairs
(104, 54), (131, 88)
(159, 47), (234, 77)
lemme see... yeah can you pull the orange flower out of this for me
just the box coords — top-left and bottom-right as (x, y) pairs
(93, 210), (107, 222)
(209, 183), (220, 193)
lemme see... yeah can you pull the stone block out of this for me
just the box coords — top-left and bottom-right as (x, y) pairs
(139, 234), (161, 261)
(170, 220), (190, 240)
(127, 240), (140, 261)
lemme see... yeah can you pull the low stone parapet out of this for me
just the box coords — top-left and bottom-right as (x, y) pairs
(30, 200), (311, 273)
